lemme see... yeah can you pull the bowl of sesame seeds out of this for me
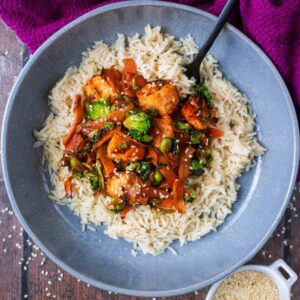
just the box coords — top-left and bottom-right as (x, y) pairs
(206, 259), (298, 300)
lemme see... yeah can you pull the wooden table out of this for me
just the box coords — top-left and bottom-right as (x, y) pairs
(0, 20), (299, 300)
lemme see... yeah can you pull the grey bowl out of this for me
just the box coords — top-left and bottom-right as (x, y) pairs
(1, 1), (299, 297)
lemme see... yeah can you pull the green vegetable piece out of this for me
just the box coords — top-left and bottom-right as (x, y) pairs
(111, 202), (125, 214)
(70, 157), (84, 171)
(73, 172), (84, 179)
(201, 113), (211, 124)
(103, 121), (114, 129)
(195, 85), (213, 104)
(204, 146), (211, 156)
(184, 189), (196, 203)
(171, 138), (180, 156)
(128, 130), (153, 143)
(160, 137), (172, 153)
(175, 121), (191, 131)
(190, 131), (202, 145)
(136, 161), (152, 181)
(152, 170), (163, 186)
(119, 141), (130, 150)
(85, 171), (101, 191)
(126, 162), (140, 171)
(87, 98), (111, 121)
(123, 112), (151, 134)
(191, 160), (205, 170)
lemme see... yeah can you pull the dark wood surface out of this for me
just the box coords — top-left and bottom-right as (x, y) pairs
(0, 20), (299, 299)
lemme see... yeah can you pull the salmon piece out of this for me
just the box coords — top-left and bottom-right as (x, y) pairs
(107, 134), (145, 162)
(83, 75), (119, 99)
(181, 97), (206, 130)
(106, 172), (143, 199)
(137, 82), (180, 116)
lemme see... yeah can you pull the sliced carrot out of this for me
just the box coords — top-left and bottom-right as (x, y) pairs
(142, 187), (171, 199)
(124, 146), (145, 161)
(209, 127), (224, 138)
(64, 95), (83, 146)
(179, 146), (195, 181)
(176, 200), (185, 214)
(173, 179), (185, 213)
(65, 134), (85, 152)
(146, 148), (158, 165)
(120, 205), (132, 218)
(103, 68), (122, 94)
(93, 131), (115, 150)
(160, 166), (177, 188)
(64, 177), (73, 198)
(97, 145), (115, 176)
(123, 58), (138, 74)
(157, 198), (174, 209)
(134, 75), (147, 89)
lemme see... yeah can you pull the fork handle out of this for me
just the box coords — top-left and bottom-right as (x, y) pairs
(193, 0), (238, 65)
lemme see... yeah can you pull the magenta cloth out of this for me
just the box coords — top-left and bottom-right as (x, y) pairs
(1, 0), (300, 110)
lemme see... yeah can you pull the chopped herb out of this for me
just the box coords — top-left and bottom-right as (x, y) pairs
(85, 171), (101, 191)
(73, 172), (84, 179)
(195, 84), (213, 104)
(201, 113), (211, 124)
(136, 161), (152, 181)
(190, 131), (202, 145)
(110, 202), (125, 214)
(171, 138), (180, 155)
(191, 160), (205, 170)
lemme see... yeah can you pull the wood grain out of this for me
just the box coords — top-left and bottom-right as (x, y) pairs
(0, 19), (298, 300)
(0, 20), (23, 300)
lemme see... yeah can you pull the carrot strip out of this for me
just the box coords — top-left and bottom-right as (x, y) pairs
(65, 134), (85, 152)
(93, 131), (115, 149)
(157, 198), (174, 209)
(179, 146), (195, 181)
(97, 145), (115, 176)
(123, 58), (137, 74)
(146, 148), (158, 165)
(173, 179), (185, 213)
(64, 177), (73, 198)
(120, 205), (132, 218)
(64, 95), (83, 146)
(160, 166), (177, 188)
(209, 127), (224, 138)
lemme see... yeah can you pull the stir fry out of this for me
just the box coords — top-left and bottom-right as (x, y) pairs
(62, 59), (223, 217)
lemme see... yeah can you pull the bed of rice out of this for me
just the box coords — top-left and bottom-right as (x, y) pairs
(34, 26), (264, 255)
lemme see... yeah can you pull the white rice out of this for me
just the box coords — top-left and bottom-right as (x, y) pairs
(34, 26), (265, 255)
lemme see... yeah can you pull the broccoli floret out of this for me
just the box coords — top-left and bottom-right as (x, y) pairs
(85, 171), (101, 191)
(123, 112), (151, 134)
(195, 85), (213, 105)
(128, 129), (153, 143)
(191, 160), (205, 171)
(87, 98), (111, 120)
(110, 202), (125, 214)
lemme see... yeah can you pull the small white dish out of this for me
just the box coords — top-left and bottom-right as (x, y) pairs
(206, 259), (298, 300)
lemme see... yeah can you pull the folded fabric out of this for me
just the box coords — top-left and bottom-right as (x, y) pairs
(1, 0), (300, 111)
